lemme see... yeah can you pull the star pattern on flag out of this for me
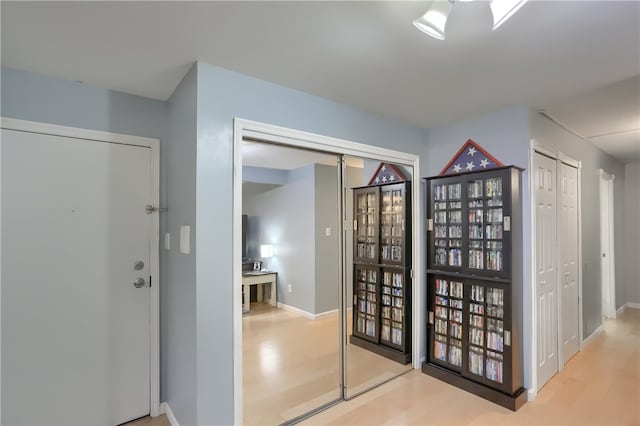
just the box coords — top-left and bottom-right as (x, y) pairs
(367, 162), (408, 185)
(439, 139), (503, 176)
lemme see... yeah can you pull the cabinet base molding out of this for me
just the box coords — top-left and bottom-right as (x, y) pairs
(350, 335), (411, 365)
(421, 362), (527, 411)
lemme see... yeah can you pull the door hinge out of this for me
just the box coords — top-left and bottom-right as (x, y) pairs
(353, 220), (358, 231)
(146, 204), (167, 214)
(428, 311), (434, 324)
(427, 219), (433, 231)
(505, 330), (511, 346)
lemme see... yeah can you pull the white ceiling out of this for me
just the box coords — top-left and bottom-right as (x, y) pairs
(2, 1), (639, 163)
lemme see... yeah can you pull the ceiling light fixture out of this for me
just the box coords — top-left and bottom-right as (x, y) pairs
(413, 0), (528, 40)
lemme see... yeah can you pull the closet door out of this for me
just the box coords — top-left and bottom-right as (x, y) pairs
(534, 152), (559, 390)
(560, 163), (579, 363)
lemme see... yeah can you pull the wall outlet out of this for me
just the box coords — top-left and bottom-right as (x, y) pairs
(288, 284), (293, 293)
(325, 227), (331, 237)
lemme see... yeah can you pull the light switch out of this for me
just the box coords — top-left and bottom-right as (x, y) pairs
(164, 232), (171, 250)
(325, 227), (331, 237)
(180, 225), (191, 254)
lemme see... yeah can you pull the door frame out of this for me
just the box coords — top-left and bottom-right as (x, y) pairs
(0, 117), (161, 418)
(599, 169), (616, 319)
(529, 140), (583, 400)
(232, 118), (421, 424)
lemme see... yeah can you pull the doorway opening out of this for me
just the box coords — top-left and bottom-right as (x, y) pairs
(233, 119), (420, 424)
(599, 169), (616, 320)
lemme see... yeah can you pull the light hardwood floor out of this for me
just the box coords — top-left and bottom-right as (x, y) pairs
(139, 307), (639, 425)
(243, 303), (411, 425)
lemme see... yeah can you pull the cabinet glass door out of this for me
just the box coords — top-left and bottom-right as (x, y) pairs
(380, 268), (406, 350)
(433, 182), (462, 269)
(431, 277), (463, 371)
(467, 283), (506, 387)
(354, 187), (378, 263)
(466, 174), (507, 276)
(380, 185), (405, 265)
(353, 265), (379, 342)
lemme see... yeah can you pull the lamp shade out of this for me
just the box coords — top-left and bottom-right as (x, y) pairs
(413, 0), (453, 40)
(260, 244), (273, 258)
(490, 0), (528, 30)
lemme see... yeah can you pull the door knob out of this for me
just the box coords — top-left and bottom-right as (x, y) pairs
(133, 277), (146, 288)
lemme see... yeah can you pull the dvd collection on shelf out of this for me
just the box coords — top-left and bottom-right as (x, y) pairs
(351, 181), (412, 364)
(423, 166), (526, 411)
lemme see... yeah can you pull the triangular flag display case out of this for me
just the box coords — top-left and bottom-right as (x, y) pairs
(349, 163), (412, 364)
(440, 139), (504, 176)
(422, 165), (527, 411)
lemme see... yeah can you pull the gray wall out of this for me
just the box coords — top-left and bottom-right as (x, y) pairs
(162, 66), (198, 426)
(243, 165), (316, 314)
(624, 162), (640, 305)
(314, 164), (340, 314)
(0, 67), (167, 141)
(529, 111), (627, 334)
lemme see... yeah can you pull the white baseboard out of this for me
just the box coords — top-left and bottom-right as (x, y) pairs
(617, 305), (625, 315)
(527, 388), (537, 402)
(159, 402), (179, 426)
(583, 324), (604, 346)
(277, 302), (339, 320)
(625, 302), (640, 310)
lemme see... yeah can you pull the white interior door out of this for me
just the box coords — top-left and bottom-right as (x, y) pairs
(2, 129), (152, 425)
(534, 152), (558, 390)
(560, 163), (579, 363)
(599, 170), (616, 319)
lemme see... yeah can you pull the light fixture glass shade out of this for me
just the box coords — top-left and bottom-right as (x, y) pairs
(260, 244), (273, 258)
(490, 0), (528, 30)
(413, 0), (453, 40)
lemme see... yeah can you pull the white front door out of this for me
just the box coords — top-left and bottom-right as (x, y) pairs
(2, 129), (152, 425)
(534, 152), (558, 390)
(560, 163), (580, 363)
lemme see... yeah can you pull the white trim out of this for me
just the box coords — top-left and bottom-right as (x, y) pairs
(233, 118), (421, 424)
(582, 324), (604, 346)
(239, 119), (416, 165)
(232, 120), (244, 425)
(276, 302), (339, 320)
(159, 402), (180, 426)
(558, 151), (581, 169)
(0, 116), (3, 423)
(0, 117), (161, 418)
(528, 141), (539, 400)
(617, 305), (625, 316)
(624, 302), (640, 310)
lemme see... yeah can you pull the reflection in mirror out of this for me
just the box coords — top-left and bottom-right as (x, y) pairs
(241, 140), (342, 424)
(344, 157), (414, 398)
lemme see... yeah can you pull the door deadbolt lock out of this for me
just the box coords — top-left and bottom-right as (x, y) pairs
(134, 260), (145, 271)
(133, 277), (146, 288)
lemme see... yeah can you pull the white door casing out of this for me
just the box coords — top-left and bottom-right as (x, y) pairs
(534, 152), (559, 390)
(1, 122), (159, 425)
(599, 170), (616, 319)
(560, 162), (580, 363)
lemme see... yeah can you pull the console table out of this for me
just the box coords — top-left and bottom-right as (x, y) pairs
(241, 271), (277, 313)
